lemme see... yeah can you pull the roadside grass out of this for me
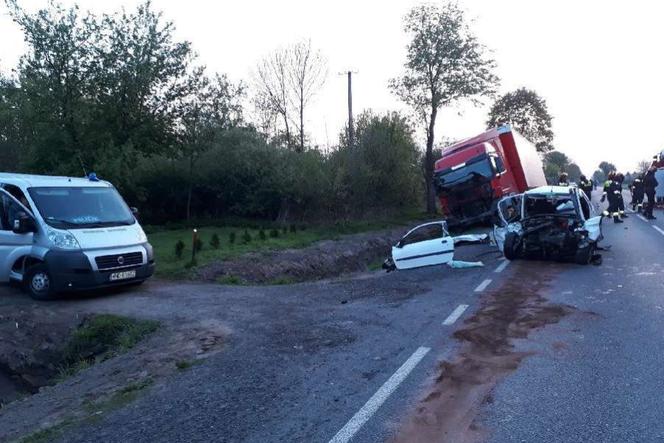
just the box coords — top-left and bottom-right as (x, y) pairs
(20, 379), (154, 443)
(175, 359), (203, 371)
(56, 315), (159, 382)
(148, 212), (431, 279)
(367, 258), (386, 271)
(20, 419), (73, 443)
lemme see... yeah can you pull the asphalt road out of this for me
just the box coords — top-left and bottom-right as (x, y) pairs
(2, 191), (664, 442)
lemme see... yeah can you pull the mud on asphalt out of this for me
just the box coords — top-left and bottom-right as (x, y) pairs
(391, 261), (576, 443)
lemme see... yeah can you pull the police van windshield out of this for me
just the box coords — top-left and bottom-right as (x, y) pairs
(28, 187), (135, 229)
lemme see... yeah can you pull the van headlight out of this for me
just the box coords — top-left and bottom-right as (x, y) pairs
(46, 227), (81, 250)
(137, 227), (148, 243)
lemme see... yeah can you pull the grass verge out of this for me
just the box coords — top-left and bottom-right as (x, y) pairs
(56, 314), (159, 381)
(149, 212), (431, 279)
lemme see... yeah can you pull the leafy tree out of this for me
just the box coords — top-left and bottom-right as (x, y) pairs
(637, 159), (652, 174)
(331, 110), (422, 217)
(592, 169), (606, 184)
(543, 151), (570, 184)
(598, 161), (616, 176)
(390, 2), (499, 213)
(566, 163), (582, 182)
(486, 88), (554, 152)
(0, 71), (21, 170)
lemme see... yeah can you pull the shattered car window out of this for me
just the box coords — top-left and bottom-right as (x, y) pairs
(524, 195), (576, 217)
(401, 224), (443, 246)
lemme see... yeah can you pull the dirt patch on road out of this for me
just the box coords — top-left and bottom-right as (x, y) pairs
(390, 263), (573, 443)
(195, 229), (405, 284)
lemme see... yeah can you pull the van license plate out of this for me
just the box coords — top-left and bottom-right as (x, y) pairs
(109, 270), (136, 281)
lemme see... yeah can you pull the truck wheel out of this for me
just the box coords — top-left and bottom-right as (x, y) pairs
(503, 233), (521, 261)
(24, 264), (55, 301)
(574, 244), (595, 265)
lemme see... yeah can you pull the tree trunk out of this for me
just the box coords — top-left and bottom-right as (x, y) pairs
(298, 96), (305, 153)
(282, 112), (291, 149)
(425, 106), (438, 214)
(186, 154), (194, 221)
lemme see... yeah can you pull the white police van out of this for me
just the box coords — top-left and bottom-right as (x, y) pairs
(0, 173), (154, 299)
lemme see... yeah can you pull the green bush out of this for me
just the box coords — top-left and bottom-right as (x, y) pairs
(269, 228), (279, 238)
(289, 224), (296, 233)
(210, 233), (220, 249)
(241, 229), (252, 243)
(259, 229), (267, 241)
(229, 232), (236, 244)
(174, 240), (185, 259)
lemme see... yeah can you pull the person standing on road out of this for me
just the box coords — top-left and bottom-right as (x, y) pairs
(644, 166), (658, 220)
(558, 172), (569, 186)
(603, 172), (623, 223)
(615, 173), (628, 218)
(579, 174), (593, 198)
(631, 174), (645, 212)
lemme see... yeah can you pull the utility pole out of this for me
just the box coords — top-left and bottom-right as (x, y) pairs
(339, 70), (357, 147)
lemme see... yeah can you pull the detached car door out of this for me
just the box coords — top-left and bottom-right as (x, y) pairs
(391, 222), (454, 270)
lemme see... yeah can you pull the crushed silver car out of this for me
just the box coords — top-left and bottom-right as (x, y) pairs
(493, 186), (603, 264)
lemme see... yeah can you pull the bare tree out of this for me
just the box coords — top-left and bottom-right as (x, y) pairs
(254, 40), (327, 151)
(288, 39), (327, 152)
(255, 49), (293, 148)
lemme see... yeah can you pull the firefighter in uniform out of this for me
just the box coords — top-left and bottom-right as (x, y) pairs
(615, 172), (628, 218)
(558, 172), (569, 186)
(644, 166), (658, 220)
(631, 174), (645, 212)
(579, 174), (593, 198)
(608, 175), (624, 223)
(600, 171), (615, 204)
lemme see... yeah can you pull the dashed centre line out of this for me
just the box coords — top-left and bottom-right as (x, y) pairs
(474, 279), (493, 293)
(494, 260), (509, 273)
(328, 346), (430, 443)
(442, 304), (469, 326)
(637, 214), (649, 222)
(653, 225), (664, 237)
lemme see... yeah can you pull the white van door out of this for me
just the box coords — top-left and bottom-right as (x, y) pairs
(0, 190), (34, 282)
(391, 222), (454, 270)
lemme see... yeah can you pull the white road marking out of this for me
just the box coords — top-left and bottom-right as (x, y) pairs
(494, 260), (509, 273)
(442, 304), (469, 326)
(626, 208), (636, 214)
(653, 225), (664, 237)
(474, 279), (493, 293)
(637, 214), (649, 222)
(328, 346), (431, 443)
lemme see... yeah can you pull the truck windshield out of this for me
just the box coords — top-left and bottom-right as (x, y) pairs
(28, 187), (135, 229)
(436, 157), (495, 188)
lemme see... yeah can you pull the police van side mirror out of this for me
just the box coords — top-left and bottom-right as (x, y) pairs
(130, 207), (139, 215)
(13, 213), (36, 234)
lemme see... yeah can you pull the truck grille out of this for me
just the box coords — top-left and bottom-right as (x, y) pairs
(95, 252), (143, 270)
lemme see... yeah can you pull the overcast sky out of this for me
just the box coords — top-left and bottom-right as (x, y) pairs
(1, 0), (662, 174)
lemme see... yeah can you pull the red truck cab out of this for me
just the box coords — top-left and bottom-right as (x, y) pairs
(434, 125), (546, 226)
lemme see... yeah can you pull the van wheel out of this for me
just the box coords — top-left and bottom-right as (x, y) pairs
(503, 233), (521, 261)
(24, 264), (55, 300)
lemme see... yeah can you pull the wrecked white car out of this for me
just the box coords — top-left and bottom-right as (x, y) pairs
(493, 186), (603, 264)
(383, 221), (487, 271)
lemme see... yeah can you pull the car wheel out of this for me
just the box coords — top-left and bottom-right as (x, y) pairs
(24, 264), (55, 301)
(574, 244), (595, 265)
(503, 233), (521, 260)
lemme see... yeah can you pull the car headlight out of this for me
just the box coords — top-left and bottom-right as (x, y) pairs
(46, 227), (81, 250)
(137, 227), (148, 243)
